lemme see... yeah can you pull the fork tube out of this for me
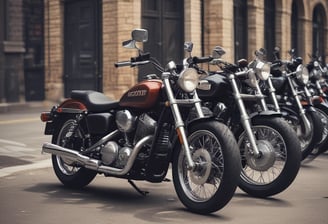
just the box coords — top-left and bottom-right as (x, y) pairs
(267, 77), (280, 112)
(255, 84), (268, 111)
(229, 74), (261, 157)
(193, 91), (204, 118)
(162, 74), (195, 169)
(287, 76), (311, 137)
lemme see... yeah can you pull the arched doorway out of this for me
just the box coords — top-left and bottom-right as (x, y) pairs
(264, 0), (276, 61)
(312, 4), (326, 62)
(234, 0), (248, 62)
(63, 0), (102, 97)
(140, 0), (184, 79)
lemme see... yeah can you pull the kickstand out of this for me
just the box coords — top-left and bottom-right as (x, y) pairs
(128, 180), (149, 196)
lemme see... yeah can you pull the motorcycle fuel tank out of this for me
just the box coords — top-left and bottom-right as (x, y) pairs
(119, 80), (162, 109)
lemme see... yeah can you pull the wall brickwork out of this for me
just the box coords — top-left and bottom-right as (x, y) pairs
(43, 0), (328, 101)
(44, 0), (63, 101)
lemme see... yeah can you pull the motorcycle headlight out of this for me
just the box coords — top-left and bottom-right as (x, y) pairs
(310, 69), (322, 80)
(323, 67), (328, 78)
(245, 69), (258, 88)
(255, 61), (271, 80)
(178, 68), (199, 93)
(296, 64), (309, 85)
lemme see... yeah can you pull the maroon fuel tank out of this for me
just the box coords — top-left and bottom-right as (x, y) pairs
(119, 80), (163, 109)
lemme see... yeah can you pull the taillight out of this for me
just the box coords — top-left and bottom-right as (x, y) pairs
(40, 112), (52, 122)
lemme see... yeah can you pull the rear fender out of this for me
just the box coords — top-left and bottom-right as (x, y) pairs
(43, 99), (87, 135)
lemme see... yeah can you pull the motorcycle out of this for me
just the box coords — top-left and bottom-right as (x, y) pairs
(268, 48), (324, 160)
(185, 44), (301, 198)
(40, 29), (241, 214)
(305, 54), (328, 157)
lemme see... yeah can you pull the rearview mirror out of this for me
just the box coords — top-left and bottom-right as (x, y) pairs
(132, 29), (148, 42)
(212, 46), (226, 59)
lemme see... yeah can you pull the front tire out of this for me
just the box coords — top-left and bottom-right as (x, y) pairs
(237, 117), (301, 198)
(311, 105), (328, 157)
(172, 121), (241, 214)
(51, 119), (97, 189)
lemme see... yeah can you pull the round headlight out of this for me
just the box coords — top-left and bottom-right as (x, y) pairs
(296, 64), (309, 85)
(255, 61), (270, 80)
(245, 69), (258, 88)
(178, 68), (199, 92)
(310, 69), (322, 80)
(323, 67), (328, 78)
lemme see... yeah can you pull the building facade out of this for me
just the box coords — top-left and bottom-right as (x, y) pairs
(0, 0), (44, 104)
(0, 0), (327, 103)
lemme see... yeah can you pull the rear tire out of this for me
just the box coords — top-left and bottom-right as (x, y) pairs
(172, 121), (241, 214)
(51, 119), (97, 189)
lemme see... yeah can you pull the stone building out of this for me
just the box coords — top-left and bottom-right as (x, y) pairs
(0, 0), (44, 106)
(1, 0), (327, 104)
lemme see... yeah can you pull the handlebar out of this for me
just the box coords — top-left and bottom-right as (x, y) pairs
(115, 60), (150, 68)
(192, 56), (213, 64)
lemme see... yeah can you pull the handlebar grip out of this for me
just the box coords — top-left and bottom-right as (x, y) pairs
(114, 61), (131, 68)
(235, 71), (248, 77)
(192, 56), (213, 64)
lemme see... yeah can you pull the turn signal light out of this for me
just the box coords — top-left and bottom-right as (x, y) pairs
(40, 112), (52, 122)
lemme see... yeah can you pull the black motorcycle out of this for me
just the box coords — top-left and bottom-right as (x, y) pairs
(305, 54), (328, 157)
(268, 48), (324, 160)
(186, 45), (301, 198)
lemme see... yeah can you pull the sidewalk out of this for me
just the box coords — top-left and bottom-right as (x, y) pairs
(0, 101), (55, 114)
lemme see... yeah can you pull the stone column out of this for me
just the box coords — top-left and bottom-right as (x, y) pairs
(203, 0), (234, 62)
(184, 0), (202, 57)
(102, 0), (141, 100)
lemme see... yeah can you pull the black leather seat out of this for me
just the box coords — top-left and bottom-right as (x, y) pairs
(71, 90), (119, 112)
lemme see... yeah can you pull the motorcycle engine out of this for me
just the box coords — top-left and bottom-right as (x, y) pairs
(100, 111), (156, 168)
(100, 141), (133, 168)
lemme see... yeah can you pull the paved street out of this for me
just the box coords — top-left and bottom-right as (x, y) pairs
(0, 107), (328, 224)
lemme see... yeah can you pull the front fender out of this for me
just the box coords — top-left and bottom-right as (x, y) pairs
(248, 110), (282, 120)
(187, 115), (217, 129)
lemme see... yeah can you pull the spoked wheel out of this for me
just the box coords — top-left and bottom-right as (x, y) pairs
(172, 121), (241, 214)
(310, 106), (328, 157)
(51, 119), (97, 188)
(237, 117), (301, 198)
(286, 111), (323, 160)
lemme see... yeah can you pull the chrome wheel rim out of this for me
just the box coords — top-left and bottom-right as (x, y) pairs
(56, 120), (82, 176)
(177, 130), (224, 202)
(239, 125), (287, 185)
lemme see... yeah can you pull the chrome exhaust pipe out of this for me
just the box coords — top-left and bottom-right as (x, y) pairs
(42, 135), (153, 176)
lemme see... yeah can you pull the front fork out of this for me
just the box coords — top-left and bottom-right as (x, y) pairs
(229, 74), (261, 157)
(162, 74), (195, 169)
(287, 76), (312, 138)
(267, 76), (281, 112)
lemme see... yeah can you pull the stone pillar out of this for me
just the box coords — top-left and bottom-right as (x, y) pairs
(184, 0), (202, 57)
(102, 0), (141, 100)
(44, 0), (64, 102)
(203, 0), (233, 62)
(275, 0), (292, 61)
(247, 0), (264, 60)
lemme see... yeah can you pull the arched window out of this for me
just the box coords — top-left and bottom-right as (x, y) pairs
(234, 0), (248, 62)
(291, 0), (298, 55)
(312, 4), (326, 62)
(264, 0), (275, 61)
